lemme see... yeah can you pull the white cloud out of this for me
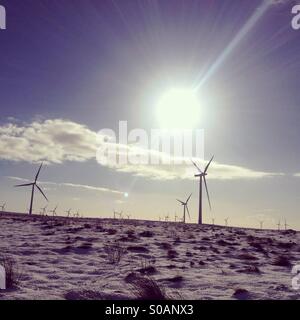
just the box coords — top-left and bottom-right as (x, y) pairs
(0, 118), (282, 181)
(0, 119), (98, 163)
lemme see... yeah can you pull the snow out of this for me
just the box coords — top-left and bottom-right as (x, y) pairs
(0, 212), (299, 300)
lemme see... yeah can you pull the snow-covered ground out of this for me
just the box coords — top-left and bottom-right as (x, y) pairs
(0, 212), (299, 300)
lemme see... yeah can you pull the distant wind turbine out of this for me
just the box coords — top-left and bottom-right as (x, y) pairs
(113, 210), (122, 219)
(224, 217), (229, 227)
(284, 218), (289, 230)
(259, 221), (264, 230)
(165, 215), (169, 222)
(65, 209), (72, 218)
(0, 202), (6, 212)
(126, 214), (131, 219)
(277, 219), (281, 231)
(192, 156), (214, 225)
(177, 193), (192, 224)
(50, 206), (58, 217)
(14, 163), (48, 215)
(175, 213), (179, 222)
(40, 205), (47, 216)
(212, 217), (215, 225)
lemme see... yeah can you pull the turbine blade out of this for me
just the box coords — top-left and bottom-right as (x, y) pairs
(36, 184), (48, 201)
(177, 199), (184, 205)
(191, 159), (203, 173)
(35, 162), (43, 182)
(203, 177), (212, 210)
(204, 156), (214, 173)
(14, 183), (34, 187)
(186, 193), (192, 203)
(186, 205), (191, 220)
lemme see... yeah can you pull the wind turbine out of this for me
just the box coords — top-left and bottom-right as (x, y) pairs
(113, 210), (122, 219)
(0, 202), (6, 212)
(192, 156), (214, 225)
(40, 205), (47, 216)
(126, 214), (131, 219)
(277, 219), (281, 231)
(211, 217), (215, 225)
(175, 213), (179, 222)
(50, 206), (58, 217)
(165, 214), (169, 222)
(177, 193), (192, 224)
(14, 163), (48, 215)
(65, 209), (72, 218)
(224, 217), (229, 227)
(259, 221), (264, 230)
(284, 218), (289, 230)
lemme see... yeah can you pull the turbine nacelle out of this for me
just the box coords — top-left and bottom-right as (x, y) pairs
(194, 173), (207, 178)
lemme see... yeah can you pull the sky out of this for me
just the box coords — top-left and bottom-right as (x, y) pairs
(0, 0), (300, 229)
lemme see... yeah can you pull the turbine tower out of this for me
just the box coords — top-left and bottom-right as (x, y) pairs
(14, 163), (48, 215)
(284, 218), (289, 230)
(192, 156), (214, 225)
(277, 219), (281, 231)
(259, 221), (264, 230)
(177, 193), (192, 224)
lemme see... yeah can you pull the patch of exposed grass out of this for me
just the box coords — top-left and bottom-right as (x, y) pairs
(104, 242), (126, 264)
(0, 255), (22, 289)
(128, 275), (170, 300)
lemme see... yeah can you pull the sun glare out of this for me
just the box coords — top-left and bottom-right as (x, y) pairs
(156, 88), (201, 129)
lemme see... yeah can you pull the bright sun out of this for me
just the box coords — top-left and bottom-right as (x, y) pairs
(156, 88), (201, 129)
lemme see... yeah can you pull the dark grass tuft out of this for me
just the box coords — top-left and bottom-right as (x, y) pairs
(0, 255), (22, 289)
(128, 275), (170, 300)
(232, 288), (251, 300)
(273, 255), (292, 267)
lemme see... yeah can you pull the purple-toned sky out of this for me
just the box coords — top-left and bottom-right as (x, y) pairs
(0, 0), (300, 229)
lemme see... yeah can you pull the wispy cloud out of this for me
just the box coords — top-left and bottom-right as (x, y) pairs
(294, 173), (300, 177)
(6, 176), (122, 195)
(266, 0), (293, 5)
(0, 118), (283, 181)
